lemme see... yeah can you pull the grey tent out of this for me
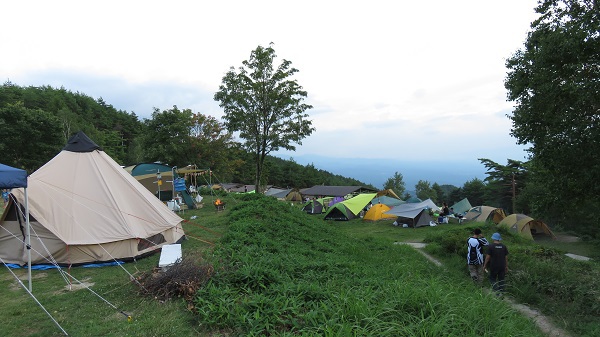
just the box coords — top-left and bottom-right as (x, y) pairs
(384, 199), (439, 228)
(450, 198), (472, 215)
(387, 208), (434, 228)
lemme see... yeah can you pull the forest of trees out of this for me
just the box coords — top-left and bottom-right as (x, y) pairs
(0, 77), (597, 237)
(0, 82), (369, 191)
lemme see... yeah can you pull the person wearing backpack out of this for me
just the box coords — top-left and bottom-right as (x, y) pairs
(467, 228), (489, 285)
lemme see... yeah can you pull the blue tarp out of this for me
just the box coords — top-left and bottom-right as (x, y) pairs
(5, 261), (124, 269)
(0, 163), (27, 188)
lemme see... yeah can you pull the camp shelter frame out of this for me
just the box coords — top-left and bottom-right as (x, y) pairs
(323, 193), (377, 221)
(384, 199), (438, 228)
(0, 163), (31, 290)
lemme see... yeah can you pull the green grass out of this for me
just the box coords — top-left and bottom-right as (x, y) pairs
(191, 196), (544, 336)
(421, 221), (600, 337)
(0, 195), (229, 337)
(1, 194), (598, 336)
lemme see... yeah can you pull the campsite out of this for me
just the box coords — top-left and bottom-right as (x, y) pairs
(1, 180), (599, 336)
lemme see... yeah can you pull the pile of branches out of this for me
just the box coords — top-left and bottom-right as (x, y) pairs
(135, 257), (214, 302)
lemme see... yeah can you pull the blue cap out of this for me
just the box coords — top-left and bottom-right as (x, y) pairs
(491, 233), (502, 241)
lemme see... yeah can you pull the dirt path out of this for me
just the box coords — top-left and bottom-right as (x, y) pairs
(396, 242), (572, 337)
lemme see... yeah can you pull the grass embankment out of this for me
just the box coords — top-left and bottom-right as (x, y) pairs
(419, 223), (600, 337)
(191, 195), (543, 336)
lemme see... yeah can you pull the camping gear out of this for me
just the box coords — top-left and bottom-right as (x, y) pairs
(404, 196), (423, 203)
(0, 131), (185, 266)
(302, 198), (327, 214)
(125, 163), (198, 209)
(370, 196), (405, 207)
(498, 214), (556, 240)
(363, 203), (396, 221)
(464, 206), (506, 224)
(450, 198), (472, 215)
(0, 163), (32, 290)
(323, 193), (377, 221)
(375, 189), (402, 199)
(384, 199), (439, 228)
(393, 208), (434, 228)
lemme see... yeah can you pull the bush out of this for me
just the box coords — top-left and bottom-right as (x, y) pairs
(136, 257), (213, 302)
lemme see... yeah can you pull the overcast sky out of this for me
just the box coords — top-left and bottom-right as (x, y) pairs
(1, 0), (540, 189)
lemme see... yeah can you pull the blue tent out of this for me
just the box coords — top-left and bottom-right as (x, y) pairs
(0, 163), (27, 189)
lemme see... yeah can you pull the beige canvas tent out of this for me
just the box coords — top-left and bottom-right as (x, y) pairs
(0, 132), (185, 266)
(464, 206), (506, 224)
(498, 214), (556, 240)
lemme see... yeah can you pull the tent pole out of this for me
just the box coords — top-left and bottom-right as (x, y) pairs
(25, 187), (32, 292)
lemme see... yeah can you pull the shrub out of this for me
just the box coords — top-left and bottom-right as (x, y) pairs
(136, 257), (213, 302)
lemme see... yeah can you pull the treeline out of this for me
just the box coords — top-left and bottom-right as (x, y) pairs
(0, 82), (372, 190)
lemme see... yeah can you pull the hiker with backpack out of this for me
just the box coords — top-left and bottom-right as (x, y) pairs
(467, 228), (489, 285)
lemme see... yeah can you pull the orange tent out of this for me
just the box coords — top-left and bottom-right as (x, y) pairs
(363, 204), (396, 221)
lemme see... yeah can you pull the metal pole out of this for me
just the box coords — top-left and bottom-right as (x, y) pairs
(25, 187), (32, 292)
(157, 170), (162, 200)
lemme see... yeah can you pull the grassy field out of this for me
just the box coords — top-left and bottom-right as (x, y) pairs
(1, 194), (599, 336)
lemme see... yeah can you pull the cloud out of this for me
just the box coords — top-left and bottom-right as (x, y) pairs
(1, 0), (540, 188)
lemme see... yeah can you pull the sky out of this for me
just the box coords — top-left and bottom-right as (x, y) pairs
(1, 0), (540, 189)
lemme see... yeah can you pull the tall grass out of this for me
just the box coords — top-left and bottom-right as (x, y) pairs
(192, 195), (543, 336)
(423, 223), (600, 337)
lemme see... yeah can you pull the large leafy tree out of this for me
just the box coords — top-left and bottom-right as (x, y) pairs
(214, 43), (315, 193)
(383, 171), (406, 197)
(461, 178), (486, 207)
(142, 106), (195, 167)
(504, 0), (600, 232)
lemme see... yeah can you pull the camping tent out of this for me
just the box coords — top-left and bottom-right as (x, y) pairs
(405, 196), (423, 203)
(324, 193), (376, 221)
(126, 163), (197, 209)
(385, 199), (440, 214)
(0, 132), (185, 266)
(376, 189), (401, 200)
(363, 203), (396, 221)
(498, 214), (556, 240)
(285, 190), (303, 202)
(464, 206), (506, 224)
(301, 197), (331, 214)
(450, 198), (472, 215)
(384, 198), (439, 228)
(370, 196), (405, 207)
(393, 208), (434, 228)
(0, 163), (32, 290)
